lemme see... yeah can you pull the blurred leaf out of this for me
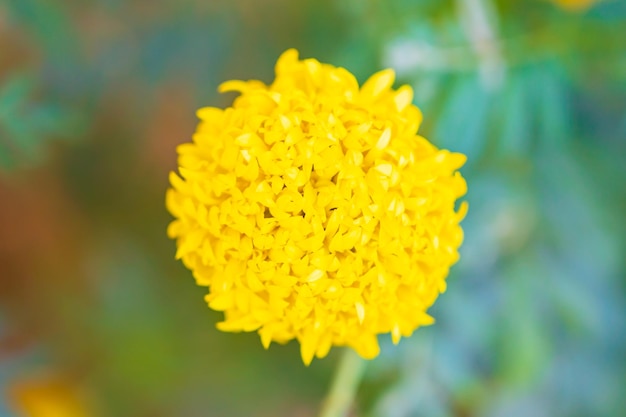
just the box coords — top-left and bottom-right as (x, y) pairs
(497, 69), (530, 157)
(434, 74), (491, 161)
(532, 63), (571, 151)
(494, 258), (552, 387)
(6, 0), (79, 61)
(87, 239), (184, 416)
(411, 73), (448, 111)
(0, 77), (32, 118)
(0, 75), (82, 171)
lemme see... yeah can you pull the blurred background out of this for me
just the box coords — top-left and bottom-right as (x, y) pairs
(1, 0), (625, 416)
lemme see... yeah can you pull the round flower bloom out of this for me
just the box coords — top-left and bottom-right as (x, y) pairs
(166, 49), (467, 365)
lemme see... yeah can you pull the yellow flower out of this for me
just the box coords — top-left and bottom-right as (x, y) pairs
(166, 49), (467, 365)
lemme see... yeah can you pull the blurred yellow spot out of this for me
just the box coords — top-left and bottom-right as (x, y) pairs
(551, 0), (598, 12)
(8, 375), (92, 417)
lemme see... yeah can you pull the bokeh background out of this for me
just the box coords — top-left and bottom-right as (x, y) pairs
(1, 0), (625, 416)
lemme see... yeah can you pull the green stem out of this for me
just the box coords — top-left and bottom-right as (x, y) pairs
(319, 348), (367, 417)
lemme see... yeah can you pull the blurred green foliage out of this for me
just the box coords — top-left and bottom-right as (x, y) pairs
(0, 75), (81, 169)
(0, 0), (625, 416)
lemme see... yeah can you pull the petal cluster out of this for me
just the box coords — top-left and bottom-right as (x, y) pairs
(166, 49), (467, 365)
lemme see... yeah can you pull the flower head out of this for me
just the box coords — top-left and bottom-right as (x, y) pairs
(166, 49), (467, 365)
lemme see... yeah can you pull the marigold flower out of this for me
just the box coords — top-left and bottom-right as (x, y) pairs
(166, 49), (467, 365)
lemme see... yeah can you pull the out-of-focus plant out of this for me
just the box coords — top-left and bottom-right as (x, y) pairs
(0, 76), (80, 170)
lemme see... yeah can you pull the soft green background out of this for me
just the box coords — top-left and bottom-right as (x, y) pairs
(1, 0), (625, 416)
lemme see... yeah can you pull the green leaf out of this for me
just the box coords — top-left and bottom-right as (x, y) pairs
(531, 63), (571, 151)
(6, 0), (79, 61)
(0, 75), (82, 171)
(434, 74), (491, 161)
(498, 69), (530, 157)
(0, 76), (32, 119)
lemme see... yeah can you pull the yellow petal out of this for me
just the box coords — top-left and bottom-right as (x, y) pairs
(361, 68), (395, 98)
